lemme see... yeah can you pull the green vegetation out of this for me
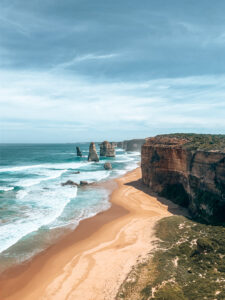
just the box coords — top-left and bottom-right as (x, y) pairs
(158, 133), (225, 151)
(116, 216), (225, 300)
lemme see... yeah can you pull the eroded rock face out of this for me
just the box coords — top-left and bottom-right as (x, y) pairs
(117, 139), (145, 152)
(141, 135), (225, 223)
(88, 142), (99, 162)
(104, 162), (112, 170)
(76, 146), (82, 157)
(100, 141), (115, 157)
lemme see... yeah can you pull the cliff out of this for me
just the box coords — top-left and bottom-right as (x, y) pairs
(141, 134), (225, 223)
(117, 139), (145, 152)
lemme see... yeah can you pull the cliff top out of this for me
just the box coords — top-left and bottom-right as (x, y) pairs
(145, 133), (225, 152)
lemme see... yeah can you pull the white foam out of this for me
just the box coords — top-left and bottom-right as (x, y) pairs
(69, 170), (110, 183)
(0, 161), (89, 173)
(0, 186), (14, 192)
(0, 164), (43, 173)
(16, 190), (28, 200)
(17, 169), (66, 188)
(0, 151), (141, 255)
(0, 185), (77, 253)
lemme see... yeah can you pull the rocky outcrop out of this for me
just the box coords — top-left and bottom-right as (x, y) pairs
(141, 134), (225, 223)
(100, 141), (115, 157)
(80, 180), (88, 186)
(117, 139), (145, 152)
(76, 146), (82, 157)
(61, 180), (78, 187)
(61, 180), (89, 187)
(104, 162), (112, 170)
(88, 142), (99, 162)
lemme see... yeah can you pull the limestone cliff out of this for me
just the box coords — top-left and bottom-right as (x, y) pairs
(117, 139), (145, 152)
(100, 141), (115, 157)
(141, 134), (225, 223)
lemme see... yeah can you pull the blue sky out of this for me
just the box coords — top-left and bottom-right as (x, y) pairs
(0, 0), (225, 142)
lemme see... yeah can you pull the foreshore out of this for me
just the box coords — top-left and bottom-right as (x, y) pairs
(0, 167), (183, 300)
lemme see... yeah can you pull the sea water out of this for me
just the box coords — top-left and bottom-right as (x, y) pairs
(0, 143), (140, 273)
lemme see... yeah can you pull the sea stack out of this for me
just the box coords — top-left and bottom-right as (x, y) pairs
(88, 142), (99, 162)
(76, 146), (82, 157)
(100, 141), (115, 157)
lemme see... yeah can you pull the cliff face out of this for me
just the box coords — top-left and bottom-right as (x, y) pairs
(117, 139), (145, 152)
(141, 135), (225, 223)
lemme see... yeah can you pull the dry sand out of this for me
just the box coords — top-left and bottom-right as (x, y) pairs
(0, 167), (183, 300)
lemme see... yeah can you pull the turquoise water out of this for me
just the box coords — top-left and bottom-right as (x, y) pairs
(0, 143), (140, 272)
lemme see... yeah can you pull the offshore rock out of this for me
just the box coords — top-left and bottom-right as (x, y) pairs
(88, 142), (99, 162)
(100, 141), (115, 157)
(80, 180), (88, 186)
(76, 146), (82, 157)
(61, 180), (78, 187)
(104, 162), (112, 170)
(141, 134), (225, 223)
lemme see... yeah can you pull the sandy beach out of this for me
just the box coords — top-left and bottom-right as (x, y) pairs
(0, 167), (184, 300)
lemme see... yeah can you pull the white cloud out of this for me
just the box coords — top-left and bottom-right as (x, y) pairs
(0, 69), (225, 140)
(54, 53), (120, 70)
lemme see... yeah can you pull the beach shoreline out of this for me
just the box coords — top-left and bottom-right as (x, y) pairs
(0, 167), (183, 300)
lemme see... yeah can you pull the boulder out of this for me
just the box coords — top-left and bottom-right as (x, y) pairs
(100, 141), (115, 157)
(61, 180), (78, 187)
(88, 142), (99, 162)
(104, 162), (112, 170)
(80, 180), (88, 186)
(76, 146), (82, 157)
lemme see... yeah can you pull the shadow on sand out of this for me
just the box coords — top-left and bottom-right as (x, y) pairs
(125, 178), (190, 218)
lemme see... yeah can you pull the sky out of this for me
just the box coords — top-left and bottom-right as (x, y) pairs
(0, 0), (225, 143)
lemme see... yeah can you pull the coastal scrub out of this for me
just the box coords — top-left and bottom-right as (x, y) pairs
(116, 216), (225, 300)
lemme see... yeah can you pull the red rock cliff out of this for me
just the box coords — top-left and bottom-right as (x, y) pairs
(141, 135), (225, 223)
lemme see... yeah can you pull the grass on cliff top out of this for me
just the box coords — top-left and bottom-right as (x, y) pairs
(116, 216), (225, 300)
(157, 133), (225, 151)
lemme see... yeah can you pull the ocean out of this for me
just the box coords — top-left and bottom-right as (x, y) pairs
(0, 143), (140, 273)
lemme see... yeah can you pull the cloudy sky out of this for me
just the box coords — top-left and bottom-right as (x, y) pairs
(1, 0), (225, 142)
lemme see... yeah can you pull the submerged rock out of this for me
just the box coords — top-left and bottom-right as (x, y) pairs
(76, 146), (82, 157)
(61, 180), (78, 187)
(88, 142), (99, 162)
(72, 171), (80, 174)
(104, 162), (112, 170)
(100, 141), (115, 157)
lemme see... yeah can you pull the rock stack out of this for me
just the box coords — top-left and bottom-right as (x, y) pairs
(88, 142), (99, 162)
(76, 146), (82, 157)
(100, 141), (115, 157)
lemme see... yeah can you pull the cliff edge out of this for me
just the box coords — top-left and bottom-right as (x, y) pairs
(141, 134), (225, 223)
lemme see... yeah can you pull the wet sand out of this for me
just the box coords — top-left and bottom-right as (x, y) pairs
(0, 167), (180, 300)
